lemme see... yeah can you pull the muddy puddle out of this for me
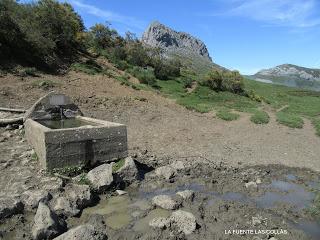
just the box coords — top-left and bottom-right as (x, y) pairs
(68, 173), (320, 239)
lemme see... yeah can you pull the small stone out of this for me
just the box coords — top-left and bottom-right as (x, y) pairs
(155, 166), (176, 180)
(116, 190), (127, 196)
(256, 178), (262, 184)
(149, 217), (170, 229)
(32, 202), (66, 240)
(176, 190), (194, 201)
(169, 210), (197, 235)
(87, 164), (113, 192)
(152, 195), (181, 210)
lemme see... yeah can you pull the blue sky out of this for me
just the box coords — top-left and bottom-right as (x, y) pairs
(64, 1), (320, 74)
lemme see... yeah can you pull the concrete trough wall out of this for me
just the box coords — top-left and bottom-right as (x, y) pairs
(25, 116), (128, 170)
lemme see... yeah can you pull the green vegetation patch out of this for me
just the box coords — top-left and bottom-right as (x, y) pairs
(216, 109), (240, 121)
(276, 111), (304, 128)
(312, 118), (320, 136)
(112, 158), (126, 173)
(250, 111), (270, 124)
(76, 173), (91, 185)
(52, 165), (84, 177)
(71, 60), (103, 75)
(32, 79), (56, 89)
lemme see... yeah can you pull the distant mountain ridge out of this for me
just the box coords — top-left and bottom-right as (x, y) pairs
(250, 64), (320, 91)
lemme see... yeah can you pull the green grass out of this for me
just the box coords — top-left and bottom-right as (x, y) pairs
(312, 118), (320, 136)
(32, 79), (56, 89)
(76, 173), (91, 185)
(71, 60), (103, 75)
(216, 109), (240, 121)
(250, 111), (270, 124)
(112, 158), (126, 172)
(276, 111), (304, 128)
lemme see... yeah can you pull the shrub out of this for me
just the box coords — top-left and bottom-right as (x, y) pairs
(250, 111), (270, 124)
(202, 70), (244, 94)
(216, 110), (240, 121)
(32, 79), (55, 89)
(127, 66), (157, 86)
(153, 58), (181, 80)
(276, 112), (304, 128)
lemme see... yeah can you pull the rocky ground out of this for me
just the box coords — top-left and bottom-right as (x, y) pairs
(0, 71), (320, 239)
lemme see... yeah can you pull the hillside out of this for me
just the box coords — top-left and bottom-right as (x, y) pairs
(250, 64), (320, 91)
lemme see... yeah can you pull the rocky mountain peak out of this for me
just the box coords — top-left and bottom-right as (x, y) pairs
(142, 21), (212, 62)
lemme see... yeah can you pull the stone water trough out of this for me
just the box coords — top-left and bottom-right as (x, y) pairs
(24, 92), (127, 170)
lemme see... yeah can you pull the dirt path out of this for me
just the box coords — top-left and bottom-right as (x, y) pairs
(1, 72), (320, 171)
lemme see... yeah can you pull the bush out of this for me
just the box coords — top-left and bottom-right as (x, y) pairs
(216, 110), (240, 121)
(127, 66), (157, 86)
(312, 118), (320, 136)
(0, 0), (85, 70)
(250, 111), (270, 124)
(153, 58), (181, 80)
(202, 70), (244, 94)
(276, 112), (304, 128)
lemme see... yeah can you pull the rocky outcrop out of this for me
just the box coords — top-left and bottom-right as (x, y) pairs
(142, 21), (212, 62)
(115, 157), (139, 184)
(0, 197), (24, 219)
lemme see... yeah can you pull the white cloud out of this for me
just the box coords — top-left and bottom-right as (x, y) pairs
(215, 0), (320, 28)
(69, 0), (146, 30)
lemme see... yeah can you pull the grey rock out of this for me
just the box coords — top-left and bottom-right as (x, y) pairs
(149, 217), (170, 229)
(142, 21), (212, 62)
(115, 157), (139, 184)
(0, 197), (24, 219)
(32, 202), (66, 240)
(176, 190), (194, 201)
(152, 195), (181, 210)
(64, 184), (92, 209)
(170, 161), (185, 171)
(53, 197), (80, 217)
(53, 225), (107, 240)
(155, 165), (176, 180)
(87, 164), (113, 192)
(22, 190), (51, 209)
(169, 210), (197, 235)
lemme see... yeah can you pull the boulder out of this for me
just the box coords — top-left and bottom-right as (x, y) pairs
(53, 225), (107, 240)
(176, 190), (194, 201)
(87, 164), (113, 192)
(64, 184), (92, 209)
(0, 197), (24, 219)
(169, 210), (197, 235)
(32, 202), (67, 240)
(149, 217), (170, 229)
(53, 197), (80, 217)
(22, 190), (51, 209)
(115, 157), (139, 184)
(152, 195), (181, 210)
